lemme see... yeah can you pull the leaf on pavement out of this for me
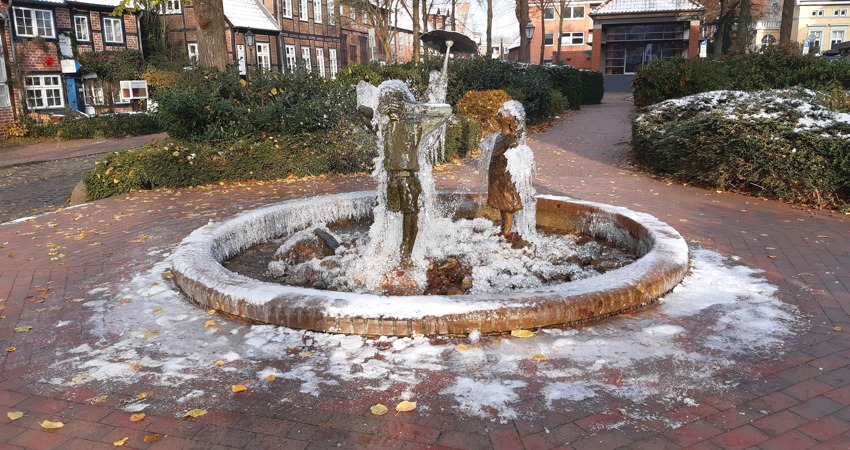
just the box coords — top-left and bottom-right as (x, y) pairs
(7, 412), (23, 421)
(183, 409), (207, 418)
(130, 413), (145, 422)
(395, 401), (416, 412)
(370, 404), (388, 416)
(40, 420), (64, 429)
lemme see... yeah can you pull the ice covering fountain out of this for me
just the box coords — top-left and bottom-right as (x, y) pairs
(170, 34), (690, 336)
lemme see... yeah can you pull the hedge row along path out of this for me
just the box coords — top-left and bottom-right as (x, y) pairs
(1, 94), (849, 449)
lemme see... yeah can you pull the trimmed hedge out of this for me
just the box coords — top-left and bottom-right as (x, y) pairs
(444, 115), (482, 160)
(633, 52), (850, 108)
(632, 90), (850, 210)
(26, 114), (161, 140)
(83, 127), (375, 201)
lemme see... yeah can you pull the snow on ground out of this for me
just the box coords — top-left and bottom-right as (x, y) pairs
(45, 246), (805, 426)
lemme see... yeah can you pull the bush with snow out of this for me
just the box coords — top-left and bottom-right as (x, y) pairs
(632, 89), (850, 210)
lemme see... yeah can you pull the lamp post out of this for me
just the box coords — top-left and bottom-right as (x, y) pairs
(524, 20), (535, 64)
(244, 30), (255, 80)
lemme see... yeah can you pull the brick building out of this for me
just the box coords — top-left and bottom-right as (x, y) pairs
(0, 0), (141, 135)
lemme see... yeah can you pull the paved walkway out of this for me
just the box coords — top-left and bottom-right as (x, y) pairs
(0, 94), (849, 449)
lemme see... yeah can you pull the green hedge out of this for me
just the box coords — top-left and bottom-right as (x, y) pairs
(83, 127), (375, 201)
(633, 51), (850, 107)
(444, 115), (482, 161)
(632, 90), (850, 210)
(580, 70), (604, 105)
(25, 114), (161, 140)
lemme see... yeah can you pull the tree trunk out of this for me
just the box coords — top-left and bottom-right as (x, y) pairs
(779, 0), (794, 45)
(413, 0), (420, 63)
(556, 0), (565, 63)
(486, 0), (492, 60)
(451, 0), (456, 31)
(735, 0), (752, 52)
(515, 0), (529, 63)
(194, 0), (228, 70)
(539, 6), (545, 64)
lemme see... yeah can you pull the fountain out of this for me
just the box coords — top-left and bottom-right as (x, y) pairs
(170, 34), (689, 336)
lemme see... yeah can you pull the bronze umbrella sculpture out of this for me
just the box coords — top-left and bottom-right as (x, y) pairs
(420, 30), (478, 77)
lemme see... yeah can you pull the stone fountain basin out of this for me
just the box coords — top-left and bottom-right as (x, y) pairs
(171, 191), (689, 336)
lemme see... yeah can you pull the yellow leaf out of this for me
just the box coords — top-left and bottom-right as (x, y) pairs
(395, 401), (416, 412)
(204, 320), (216, 328)
(71, 374), (89, 383)
(5, 347), (15, 353)
(213, 360), (225, 367)
(266, 375), (276, 381)
(140, 329), (159, 339)
(128, 363), (143, 371)
(532, 354), (548, 361)
(40, 420), (64, 429)
(300, 351), (313, 358)
(183, 409), (207, 418)
(207, 309), (216, 315)
(130, 413), (145, 422)
(136, 392), (149, 400)
(835, 326), (844, 332)
(456, 344), (468, 351)
(90, 394), (108, 404)
(239, 79), (247, 87)
(14, 326), (32, 333)
(143, 435), (161, 443)
(113, 437), (129, 446)
(510, 329), (534, 338)
(152, 307), (162, 313)
(7, 412), (23, 421)
(370, 403), (388, 416)
(231, 384), (247, 393)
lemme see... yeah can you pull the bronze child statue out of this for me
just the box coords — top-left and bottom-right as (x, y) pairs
(486, 101), (533, 241)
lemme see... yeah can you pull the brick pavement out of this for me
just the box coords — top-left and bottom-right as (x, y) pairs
(0, 94), (848, 449)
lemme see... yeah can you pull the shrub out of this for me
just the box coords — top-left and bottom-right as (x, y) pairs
(83, 126), (375, 201)
(443, 114), (482, 161)
(26, 114), (161, 139)
(633, 58), (728, 107)
(632, 89), (850, 209)
(456, 90), (512, 135)
(4, 121), (29, 138)
(547, 65), (583, 109)
(580, 70), (604, 105)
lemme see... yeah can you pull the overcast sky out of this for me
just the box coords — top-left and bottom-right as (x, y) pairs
(466, 0), (521, 41)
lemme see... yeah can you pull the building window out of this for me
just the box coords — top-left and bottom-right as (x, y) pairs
(316, 48), (325, 77)
(831, 30), (845, 46)
(810, 30), (822, 47)
(328, 0), (335, 24)
(25, 75), (64, 109)
(163, 0), (182, 14)
(0, 40), (9, 108)
(361, 9), (368, 24)
(285, 45), (297, 71)
(301, 46), (312, 71)
(187, 43), (198, 63)
(300, 0), (309, 21)
(314, 0), (322, 22)
(761, 34), (777, 47)
(560, 32), (584, 45)
(13, 7), (55, 38)
(257, 43), (271, 69)
(835, 9), (848, 16)
(349, 5), (356, 21)
(282, 0), (293, 17)
(74, 16), (90, 42)
(103, 17), (123, 43)
(329, 48), (338, 79)
(563, 6), (585, 19)
(544, 33), (554, 46)
(812, 9), (825, 16)
(543, 7), (555, 19)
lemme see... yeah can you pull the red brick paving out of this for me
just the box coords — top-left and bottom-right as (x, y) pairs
(0, 93), (849, 448)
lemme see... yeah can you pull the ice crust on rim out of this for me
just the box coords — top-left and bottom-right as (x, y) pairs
(47, 246), (804, 425)
(170, 192), (689, 319)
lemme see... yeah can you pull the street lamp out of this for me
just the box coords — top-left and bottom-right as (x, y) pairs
(524, 20), (535, 64)
(244, 30), (255, 80)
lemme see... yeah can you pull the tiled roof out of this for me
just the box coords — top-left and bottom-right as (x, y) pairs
(224, 0), (280, 32)
(65, 0), (123, 7)
(592, 0), (704, 15)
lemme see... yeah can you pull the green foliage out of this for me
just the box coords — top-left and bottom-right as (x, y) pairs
(633, 51), (850, 107)
(546, 65), (583, 110)
(632, 90), (850, 209)
(83, 127), (376, 201)
(77, 50), (145, 82)
(580, 70), (604, 105)
(443, 115), (482, 161)
(456, 90), (512, 135)
(25, 114), (161, 140)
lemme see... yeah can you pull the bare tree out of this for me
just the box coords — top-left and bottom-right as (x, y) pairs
(515, 0), (530, 62)
(779, 0), (794, 45)
(340, 0), (400, 62)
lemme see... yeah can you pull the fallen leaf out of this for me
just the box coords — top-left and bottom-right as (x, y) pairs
(40, 420), (64, 429)
(835, 326), (844, 332)
(7, 412), (23, 421)
(140, 329), (159, 339)
(510, 329), (534, 338)
(14, 326), (32, 333)
(130, 413), (145, 422)
(370, 403), (388, 415)
(113, 437), (129, 446)
(456, 344), (468, 351)
(128, 363), (143, 371)
(266, 375), (275, 381)
(213, 360), (225, 367)
(136, 392), (149, 400)
(143, 435), (161, 443)
(532, 354), (548, 361)
(395, 401), (416, 412)
(207, 309), (216, 315)
(204, 320), (216, 328)
(183, 409), (207, 418)
(152, 307), (162, 313)
(231, 384), (247, 393)
(300, 351), (313, 358)
(90, 394), (108, 404)
(5, 347), (15, 353)
(71, 374), (89, 383)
